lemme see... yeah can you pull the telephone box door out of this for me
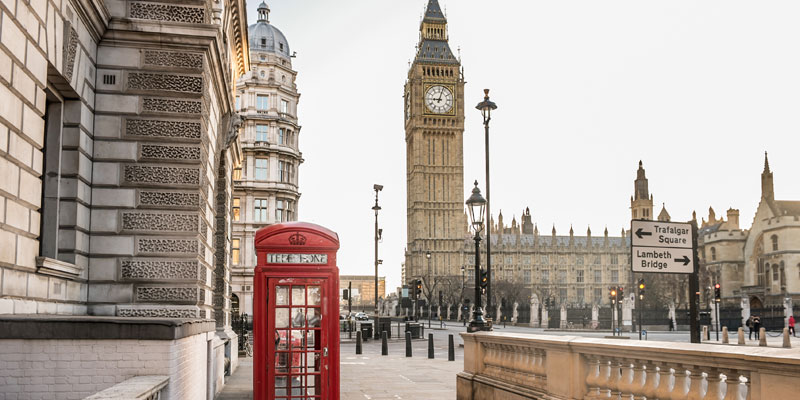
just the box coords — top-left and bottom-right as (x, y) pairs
(268, 277), (328, 399)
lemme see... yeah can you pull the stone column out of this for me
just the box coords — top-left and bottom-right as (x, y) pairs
(592, 304), (599, 329)
(560, 304), (567, 329)
(784, 297), (793, 327)
(622, 297), (633, 331)
(530, 295), (540, 327)
(669, 303), (677, 330)
(741, 297), (750, 329)
(496, 304), (502, 323)
(542, 308), (549, 329)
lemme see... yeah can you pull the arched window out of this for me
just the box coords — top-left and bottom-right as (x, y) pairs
(759, 262), (767, 286)
(773, 265), (779, 281)
(771, 235), (778, 251)
(710, 247), (717, 261)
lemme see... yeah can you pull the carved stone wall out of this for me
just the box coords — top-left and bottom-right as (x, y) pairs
(138, 191), (201, 208)
(142, 98), (203, 114)
(129, 3), (206, 24)
(143, 50), (203, 70)
(122, 212), (199, 232)
(63, 28), (78, 81)
(126, 119), (202, 140)
(127, 72), (203, 94)
(120, 260), (201, 281)
(140, 145), (202, 161)
(118, 307), (198, 319)
(124, 165), (200, 186)
(136, 287), (198, 302)
(137, 238), (199, 255)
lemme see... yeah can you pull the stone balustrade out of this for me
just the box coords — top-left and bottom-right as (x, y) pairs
(83, 376), (169, 400)
(458, 332), (800, 399)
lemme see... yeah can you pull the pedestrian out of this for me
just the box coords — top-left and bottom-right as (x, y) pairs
(753, 315), (761, 340)
(746, 315), (753, 340)
(789, 315), (796, 337)
(669, 319), (674, 332)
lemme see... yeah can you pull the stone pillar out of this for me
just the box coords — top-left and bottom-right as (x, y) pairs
(622, 297), (633, 331)
(496, 304), (502, 323)
(710, 301), (717, 330)
(560, 304), (567, 329)
(669, 303), (677, 330)
(784, 297), (793, 328)
(542, 308), (549, 329)
(437, 305), (441, 320)
(529, 294), (540, 327)
(592, 304), (599, 329)
(512, 302), (519, 324)
(741, 297), (750, 328)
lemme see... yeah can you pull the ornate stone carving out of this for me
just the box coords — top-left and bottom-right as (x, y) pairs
(122, 212), (199, 232)
(126, 119), (201, 140)
(124, 165), (200, 185)
(142, 98), (202, 114)
(127, 72), (203, 94)
(129, 2), (206, 24)
(140, 144), (201, 161)
(121, 260), (200, 280)
(63, 28), (78, 81)
(139, 191), (200, 207)
(118, 308), (197, 318)
(143, 50), (203, 69)
(137, 238), (198, 254)
(136, 287), (197, 302)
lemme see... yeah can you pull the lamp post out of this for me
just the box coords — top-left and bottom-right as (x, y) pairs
(426, 251), (432, 328)
(466, 181), (490, 332)
(476, 89), (497, 319)
(372, 184), (383, 313)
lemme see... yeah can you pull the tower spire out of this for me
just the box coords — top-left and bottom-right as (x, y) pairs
(761, 151), (774, 201)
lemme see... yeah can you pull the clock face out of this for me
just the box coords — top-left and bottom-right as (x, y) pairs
(425, 85), (454, 114)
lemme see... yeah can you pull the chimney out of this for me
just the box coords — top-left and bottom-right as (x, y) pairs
(727, 208), (740, 230)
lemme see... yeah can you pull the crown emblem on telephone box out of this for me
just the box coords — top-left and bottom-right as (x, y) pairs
(289, 232), (307, 246)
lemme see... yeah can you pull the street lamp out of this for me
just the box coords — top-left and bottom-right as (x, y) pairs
(426, 251), (432, 328)
(466, 181), (490, 332)
(476, 89), (497, 318)
(372, 184), (383, 313)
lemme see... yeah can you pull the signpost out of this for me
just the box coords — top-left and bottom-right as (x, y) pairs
(631, 220), (701, 343)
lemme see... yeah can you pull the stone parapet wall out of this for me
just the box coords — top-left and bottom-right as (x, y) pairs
(458, 332), (800, 399)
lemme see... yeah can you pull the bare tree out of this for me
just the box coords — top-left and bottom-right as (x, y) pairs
(493, 279), (530, 307)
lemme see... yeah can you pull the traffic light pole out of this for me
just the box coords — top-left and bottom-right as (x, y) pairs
(689, 222), (701, 344)
(715, 300), (720, 341)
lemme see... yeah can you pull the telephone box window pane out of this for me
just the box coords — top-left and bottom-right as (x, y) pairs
(290, 330), (304, 348)
(276, 286), (289, 305)
(274, 376), (287, 396)
(304, 331), (315, 349)
(292, 287), (306, 305)
(276, 330), (289, 350)
(275, 308), (289, 328)
(308, 308), (321, 327)
(307, 286), (321, 305)
(291, 308), (306, 328)
(275, 353), (288, 373)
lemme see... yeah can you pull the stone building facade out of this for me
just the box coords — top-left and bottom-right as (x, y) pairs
(0, 0), (249, 397)
(339, 275), (386, 309)
(698, 153), (800, 310)
(404, 0), (468, 287)
(230, 2), (302, 317)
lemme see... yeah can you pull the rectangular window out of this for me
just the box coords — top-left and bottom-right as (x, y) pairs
(523, 270), (531, 283)
(257, 95), (269, 110)
(256, 125), (268, 142)
(611, 270), (619, 282)
(594, 255), (601, 265)
(254, 199), (268, 222)
(281, 99), (289, 113)
(255, 158), (268, 181)
(558, 270), (566, 284)
(559, 256), (566, 265)
(505, 256), (513, 265)
(594, 288), (602, 302)
(594, 270), (602, 283)
(523, 256), (531, 265)
(577, 288), (585, 303)
(559, 288), (567, 300)
(468, 255), (475, 265)
(610, 254), (619, 264)
(278, 128), (285, 145)
(232, 198), (241, 221)
(577, 270), (584, 283)
(541, 255), (549, 265)
(232, 238), (240, 265)
(276, 198), (294, 222)
(542, 270), (549, 284)
(279, 161), (292, 183)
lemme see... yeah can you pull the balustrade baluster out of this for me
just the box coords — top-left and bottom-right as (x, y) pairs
(536, 349), (546, 382)
(669, 367), (689, 400)
(642, 362), (660, 400)
(585, 356), (601, 400)
(618, 360), (635, 400)
(630, 361), (647, 400)
(608, 358), (622, 399)
(654, 364), (673, 400)
(597, 358), (612, 398)
(686, 368), (706, 400)
(704, 369), (723, 400)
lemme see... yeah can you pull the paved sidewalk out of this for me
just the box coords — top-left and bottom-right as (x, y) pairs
(217, 358), (254, 400)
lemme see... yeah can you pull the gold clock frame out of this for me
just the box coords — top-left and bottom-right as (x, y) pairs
(422, 83), (456, 116)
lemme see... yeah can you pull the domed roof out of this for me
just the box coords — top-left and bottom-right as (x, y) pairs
(248, 2), (290, 57)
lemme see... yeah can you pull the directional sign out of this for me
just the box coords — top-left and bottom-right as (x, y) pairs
(631, 220), (695, 274)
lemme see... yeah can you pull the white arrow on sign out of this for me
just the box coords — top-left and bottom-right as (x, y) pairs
(631, 220), (692, 249)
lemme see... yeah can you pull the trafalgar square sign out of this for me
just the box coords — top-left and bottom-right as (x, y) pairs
(630, 220), (695, 274)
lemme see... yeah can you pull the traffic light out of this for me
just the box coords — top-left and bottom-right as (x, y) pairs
(479, 269), (489, 293)
(415, 279), (422, 298)
(618, 286), (624, 300)
(714, 283), (721, 302)
(638, 279), (645, 300)
(610, 288), (617, 303)
(343, 289), (349, 300)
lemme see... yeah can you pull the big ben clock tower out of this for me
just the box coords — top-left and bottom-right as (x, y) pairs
(404, 0), (466, 287)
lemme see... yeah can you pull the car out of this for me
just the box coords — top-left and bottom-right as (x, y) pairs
(354, 312), (369, 321)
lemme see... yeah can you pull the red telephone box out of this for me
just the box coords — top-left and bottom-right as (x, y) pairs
(254, 222), (340, 400)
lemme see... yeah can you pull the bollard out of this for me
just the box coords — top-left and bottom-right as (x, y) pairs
(722, 326), (729, 344)
(737, 327), (745, 345)
(783, 328), (791, 348)
(428, 333), (434, 359)
(448, 334), (455, 361)
(759, 328), (767, 347)
(405, 331), (412, 357)
(356, 331), (362, 355)
(702, 326), (708, 341)
(381, 331), (388, 355)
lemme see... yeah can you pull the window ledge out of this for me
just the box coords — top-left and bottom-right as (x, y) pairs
(36, 257), (83, 280)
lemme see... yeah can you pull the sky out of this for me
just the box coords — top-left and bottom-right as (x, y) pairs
(245, 0), (800, 294)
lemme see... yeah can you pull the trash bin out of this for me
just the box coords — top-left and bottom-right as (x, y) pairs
(359, 322), (373, 340)
(375, 317), (392, 339)
(405, 322), (422, 339)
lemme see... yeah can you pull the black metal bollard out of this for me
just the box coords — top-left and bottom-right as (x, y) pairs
(405, 331), (412, 357)
(428, 333), (434, 359)
(356, 331), (362, 355)
(381, 331), (388, 356)
(448, 334), (455, 361)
